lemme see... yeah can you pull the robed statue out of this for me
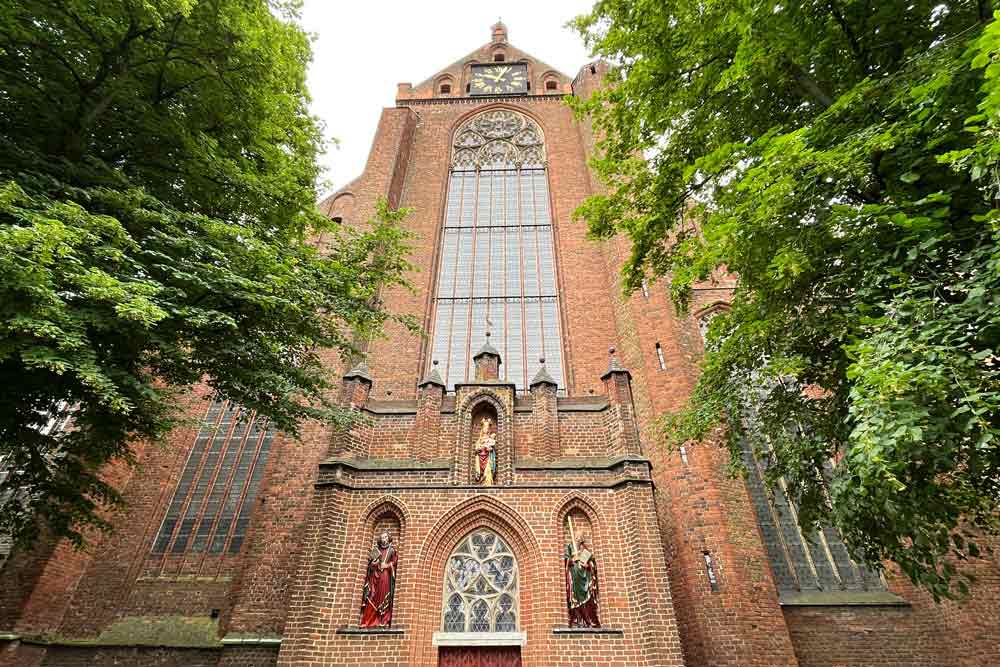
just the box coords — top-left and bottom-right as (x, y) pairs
(472, 417), (497, 486)
(359, 531), (397, 628)
(564, 519), (600, 628)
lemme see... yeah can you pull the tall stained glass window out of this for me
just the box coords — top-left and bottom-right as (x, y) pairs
(430, 109), (564, 390)
(152, 400), (274, 555)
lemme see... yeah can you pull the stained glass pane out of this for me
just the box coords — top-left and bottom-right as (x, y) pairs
(440, 529), (519, 633)
(470, 599), (491, 632)
(496, 594), (516, 632)
(429, 110), (564, 391)
(151, 400), (273, 556)
(444, 594), (465, 632)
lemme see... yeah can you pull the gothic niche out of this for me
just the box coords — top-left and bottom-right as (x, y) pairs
(563, 509), (601, 628)
(359, 512), (400, 628)
(452, 109), (545, 170)
(470, 404), (498, 486)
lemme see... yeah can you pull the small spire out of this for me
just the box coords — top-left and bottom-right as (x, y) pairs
(491, 19), (508, 44)
(473, 331), (501, 360)
(419, 359), (446, 388)
(530, 356), (557, 388)
(602, 346), (630, 379)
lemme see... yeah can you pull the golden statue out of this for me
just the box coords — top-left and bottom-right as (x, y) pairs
(473, 417), (497, 486)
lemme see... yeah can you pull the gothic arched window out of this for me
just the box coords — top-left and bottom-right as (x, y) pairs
(441, 529), (519, 633)
(430, 109), (564, 390)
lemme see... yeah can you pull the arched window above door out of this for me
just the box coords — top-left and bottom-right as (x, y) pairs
(441, 529), (519, 633)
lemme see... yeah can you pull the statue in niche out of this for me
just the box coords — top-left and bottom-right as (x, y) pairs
(359, 531), (397, 628)
(472, 417), (497, 486)
(564, 517), (601, 628)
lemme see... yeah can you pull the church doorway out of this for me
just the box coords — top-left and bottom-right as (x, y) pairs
(438, 646), (522, 667)
(434, 529), (525, 667)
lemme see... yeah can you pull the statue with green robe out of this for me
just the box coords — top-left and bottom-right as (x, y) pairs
(564, 522), (600, 628)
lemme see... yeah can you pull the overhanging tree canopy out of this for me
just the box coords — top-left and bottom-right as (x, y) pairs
(573, 0), (1000, 599)
(0, 1), (413, 547)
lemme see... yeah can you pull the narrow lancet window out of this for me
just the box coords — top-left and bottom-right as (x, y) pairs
(151, 400), (274, 555)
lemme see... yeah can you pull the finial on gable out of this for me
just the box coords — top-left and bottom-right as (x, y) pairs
(491, 19), (508, 44)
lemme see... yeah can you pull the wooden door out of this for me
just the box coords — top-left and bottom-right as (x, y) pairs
(438, 646), (522, 667)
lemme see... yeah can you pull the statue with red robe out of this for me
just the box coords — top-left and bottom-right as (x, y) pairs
(565, 534), (600, 627)
(359, 531), (397, 628)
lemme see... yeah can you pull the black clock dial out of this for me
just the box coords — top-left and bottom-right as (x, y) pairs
(470, 64), (528, 96)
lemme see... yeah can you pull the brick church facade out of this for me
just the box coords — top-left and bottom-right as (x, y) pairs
(3, 21), (1000, 667)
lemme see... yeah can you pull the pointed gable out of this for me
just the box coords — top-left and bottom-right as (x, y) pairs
(397, 21), (572, 101)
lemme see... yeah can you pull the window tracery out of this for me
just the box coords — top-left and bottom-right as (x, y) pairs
(431, 109), (563, 390)
(451, 110), (545, 170)
(441, 529), (519, 633)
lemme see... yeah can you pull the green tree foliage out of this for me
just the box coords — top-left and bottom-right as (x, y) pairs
(0, 1), (413, 547)
(574, 1), (1000, 599)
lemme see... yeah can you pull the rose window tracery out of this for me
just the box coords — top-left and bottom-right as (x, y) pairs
(451, 110), (545, 169)
(441, 529), (519, 633)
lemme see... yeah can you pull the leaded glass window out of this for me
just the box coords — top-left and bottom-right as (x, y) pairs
(430, 109), (564, 390)
(151, 400), (274, 555)
(441, 529), (519, 633)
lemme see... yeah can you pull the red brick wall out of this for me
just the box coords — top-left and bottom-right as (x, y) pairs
(5, 32), (1000, 667)
(280, 485), (683, 666)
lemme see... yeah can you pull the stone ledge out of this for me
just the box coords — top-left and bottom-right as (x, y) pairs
(556, 397), (610, 412)
(363, 400), (418, 415)
(12, 636), (222, 650)
(220, 634), (282, 646)
(399, 95), (565, 106)
(517, 455), (651, 472)
(317, 479), (654, 491)
(320, 457), (451, 472)
(17, 616), (224, 649)
(432, 631), (526, 647)
(0, 632), (20, 641)
(135, 574), (232, 583)
(552, 627), (624, 636)
(336, 627), (405, 636)
(779, 590), (909, 607)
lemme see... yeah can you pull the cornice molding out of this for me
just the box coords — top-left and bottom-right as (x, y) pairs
(397, 93), (569, 107)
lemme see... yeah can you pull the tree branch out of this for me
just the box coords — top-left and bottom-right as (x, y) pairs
(827, 0), (868, 72)
(43, 1), (103, 47)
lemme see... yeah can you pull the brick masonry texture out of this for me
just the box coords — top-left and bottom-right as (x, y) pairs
(3, 22), (1000, 667)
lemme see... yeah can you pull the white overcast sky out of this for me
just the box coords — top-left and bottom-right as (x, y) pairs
(299, 0), (596, 197)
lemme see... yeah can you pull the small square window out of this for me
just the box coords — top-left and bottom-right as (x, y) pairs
(494, 53), (505, 62)
(545, 80), (557, 91)
(440, 84), (451, 95)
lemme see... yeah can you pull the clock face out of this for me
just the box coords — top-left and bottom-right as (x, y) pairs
(470, 64), (528, 96)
